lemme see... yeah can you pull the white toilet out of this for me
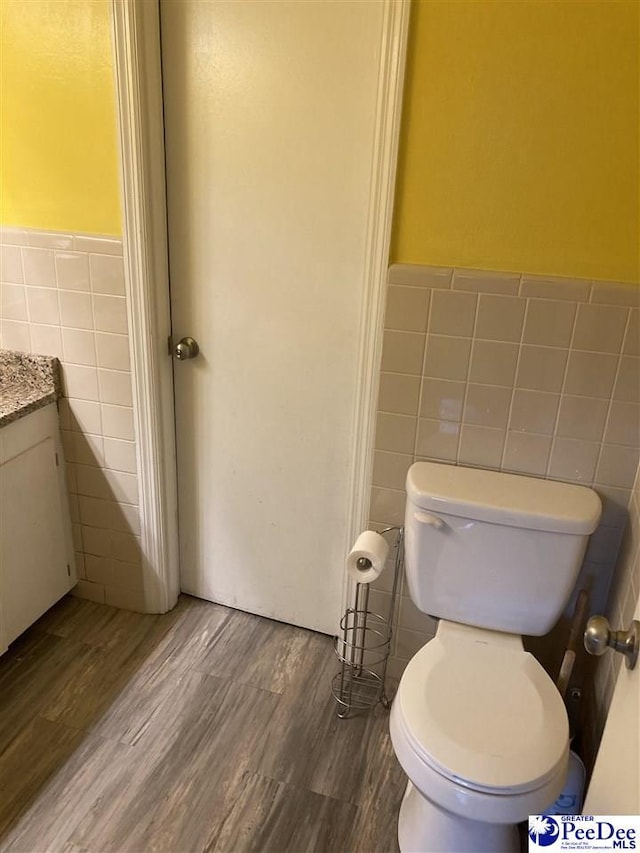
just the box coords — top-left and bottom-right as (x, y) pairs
(390, 461), (602, 853)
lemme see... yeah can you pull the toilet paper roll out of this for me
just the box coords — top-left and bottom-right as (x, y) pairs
(346, 531), (389, 584)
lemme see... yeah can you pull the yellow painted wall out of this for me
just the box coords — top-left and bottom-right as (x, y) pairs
(392, 0), (640, 283)
(0, 0), (121, 235)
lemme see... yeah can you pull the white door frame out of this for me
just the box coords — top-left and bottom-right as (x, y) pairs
(110, 0), (410, 618)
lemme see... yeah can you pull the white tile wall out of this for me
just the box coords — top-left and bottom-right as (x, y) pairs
(375, 264), (640, 687)
(0, 226), (143, 610)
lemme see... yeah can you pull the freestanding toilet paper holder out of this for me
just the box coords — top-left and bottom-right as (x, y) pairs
(331, 526), (403, 718)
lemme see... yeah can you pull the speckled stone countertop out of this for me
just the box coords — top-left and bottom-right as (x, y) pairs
(0, 350), (62, 428)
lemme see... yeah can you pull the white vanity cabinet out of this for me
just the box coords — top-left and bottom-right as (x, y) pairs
(0, 402), (77, 654)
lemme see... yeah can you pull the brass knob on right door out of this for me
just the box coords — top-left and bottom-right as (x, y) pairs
(584, 616), (640, 670)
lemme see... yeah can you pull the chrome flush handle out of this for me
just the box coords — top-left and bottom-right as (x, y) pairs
(584, 615), (640, 670)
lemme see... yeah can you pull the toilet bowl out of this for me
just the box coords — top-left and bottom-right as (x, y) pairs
(391, 461), (602, 853)
(390, 621), (569, 853)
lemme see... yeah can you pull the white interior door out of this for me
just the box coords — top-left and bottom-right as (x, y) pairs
(583, 591), (640, 814)
(160, 1), (386, 633)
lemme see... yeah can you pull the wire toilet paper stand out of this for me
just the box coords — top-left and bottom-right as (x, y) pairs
(331, 526), (403, 718)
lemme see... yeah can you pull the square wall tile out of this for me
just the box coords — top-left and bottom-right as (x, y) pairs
(378, 372), (420, 415)
(596, 445), (640, 489)
(101, 404), (135, 441)
(30, 324), (62, 357)
(59, 290), (94, 329)
(458, 424), (505, 469)
(623, 310), (639, 355)
(73, 432), (105, 467)
(89, 254), (125, 295)
(67, 399), (102, 434)
(104, 469), (139, 505)
(95, 332), (130, 371)
(79, 496), (111, 528)
(111, 531), (142, 565)
(72, 579), (106, 604)
(372, 450), (413, 491)
(0, 320), (30, 351)
(523, 299), (576, 348)
(613, 357), (640, 403)
(509, 389), (559, 435)
(416, 418), (459, 460)
(594, 485), (632, 529)
(604, 402), (640, 448)
(380, 330), (425, 375)
(556, 396), (609, 442)
(428, 290), (476, 336)
(370, 486), (406, 526)
(98, 369), (133, 407)
(375, 411), (416, 454)
(395, 627), (431, 660)
(62, 328), (97, 366)
(564, 351), (618, 398)
(22, 247), (56, 287)
(503, 432), (552, 476)
(103, 438), (137, 475)
(516, 346), (568, 393)
(463, 384), (511, 429)
(1, 246), (24, 283)
(55, 252), (90, 291)
(468, 340), (518, 387)
(572, 304), (628, 353)
(26, 287), (59, 325)
(110, 501), (141, 535)
(82, 526), (112, 558)
(475, 294), (525, 342)
(93, 295), (128, 334)
(399, 596), (438, 634)
(423, 335), (471, 381)
(62, 365), (100, 402)
(1, 284), (27, 321)
(384, 286), (430, 332)
(420, 378), (465, 422)
(548, 438), (600, 483)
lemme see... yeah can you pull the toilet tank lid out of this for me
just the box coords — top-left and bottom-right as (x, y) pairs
(406, 463), (602, 534)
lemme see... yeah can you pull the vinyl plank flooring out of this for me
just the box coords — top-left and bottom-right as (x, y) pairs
(0, 734), (134, 853)
(69, 676), (280, 852)
(39, 605), (190, 731)
(253, 630), (400, 808)
(204, 771), (359, 853)
(0, 716), (84, 838)
(93, 598), (231, 744)
(0, 633), (95, 756)
(0, 595), (406, 853)
(193, 607), (314, 694)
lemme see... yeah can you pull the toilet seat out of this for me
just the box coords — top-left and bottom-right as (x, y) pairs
(390, 620), (569, 822)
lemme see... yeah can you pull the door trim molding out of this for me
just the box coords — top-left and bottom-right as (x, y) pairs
(341, 1), (410, 611)
(111, 0), (179, 612)
(111, 0), (409, 618)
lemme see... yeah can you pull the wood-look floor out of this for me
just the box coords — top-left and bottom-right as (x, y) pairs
(0, 595), (406, 852)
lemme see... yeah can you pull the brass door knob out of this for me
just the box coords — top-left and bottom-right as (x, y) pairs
(173, 336), (200, 360)
(584, 616), (639, 670)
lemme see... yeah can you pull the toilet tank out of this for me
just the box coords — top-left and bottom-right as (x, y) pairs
(405, 462), (602, 636)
